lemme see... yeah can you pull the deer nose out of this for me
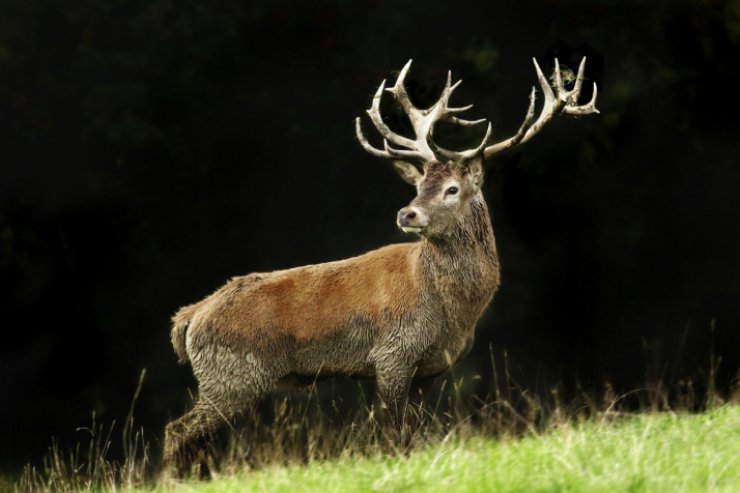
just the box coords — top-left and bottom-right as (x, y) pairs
(397, 207), (426, 228)
(398, 209), (416, 224)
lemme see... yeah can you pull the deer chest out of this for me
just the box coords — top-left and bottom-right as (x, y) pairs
(416, 329), (475, 377)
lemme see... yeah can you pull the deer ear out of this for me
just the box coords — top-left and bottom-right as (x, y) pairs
(465, 154), (485, 188)
(392, 160), (423, 186)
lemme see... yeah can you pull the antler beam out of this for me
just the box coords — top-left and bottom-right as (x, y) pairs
(356, 60), (490, 164)
(483, 57), (599, 158)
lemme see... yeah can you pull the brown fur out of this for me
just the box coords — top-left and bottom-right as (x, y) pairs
(163, 159), (500, 475)
(187, 243), (419, 344)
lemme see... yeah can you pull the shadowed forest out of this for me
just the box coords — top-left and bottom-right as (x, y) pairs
(1, 0), (738, 475)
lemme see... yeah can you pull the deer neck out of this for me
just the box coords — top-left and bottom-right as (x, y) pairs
(419, 193), (500, 309)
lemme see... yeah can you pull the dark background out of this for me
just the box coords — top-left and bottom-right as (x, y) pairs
(1, 0), (738, 472)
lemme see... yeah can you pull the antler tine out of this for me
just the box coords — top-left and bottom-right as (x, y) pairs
(561, 57), (599, 115)
(438, 72), (470, 112)
(355, 117), (393, 158)
(533, 58), (556, 107)
(564, 83), (599, 115)
(431, 121), (493, 160)
(553, 58), (564, 91)
(570, 57), (587, 102)
(447, 116), (488, 127)
(466, 121), (493, 158)
(366, 78), (418, 151)
(438, 71), (485, 127)
(385, 59), (419, 118)
(484, 56), (599, 159)
(383, 139), (429, 159)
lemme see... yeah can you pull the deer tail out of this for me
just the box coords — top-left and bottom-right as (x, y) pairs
(170, 304), (198, 364)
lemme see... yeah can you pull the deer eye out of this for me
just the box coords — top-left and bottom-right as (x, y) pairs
(445, 186), (459, 196)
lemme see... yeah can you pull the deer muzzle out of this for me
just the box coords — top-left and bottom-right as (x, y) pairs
(397, 206), (428, 234)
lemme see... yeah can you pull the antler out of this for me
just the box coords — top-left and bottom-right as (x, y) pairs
(484, 57), (599, 158)
(355, 59), (491, 164)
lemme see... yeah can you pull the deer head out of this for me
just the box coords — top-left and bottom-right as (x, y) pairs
(355, 58), (599, 238)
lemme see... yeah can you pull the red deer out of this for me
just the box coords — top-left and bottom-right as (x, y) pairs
(163, 58), (598, 473)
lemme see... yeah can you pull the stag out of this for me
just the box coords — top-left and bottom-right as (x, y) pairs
(163, 58), (598, 473)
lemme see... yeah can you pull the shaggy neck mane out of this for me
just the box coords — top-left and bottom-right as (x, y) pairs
(419, 192), (500, 302)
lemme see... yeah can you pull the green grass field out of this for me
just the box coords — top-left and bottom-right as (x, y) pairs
(131, 405), (740, 493)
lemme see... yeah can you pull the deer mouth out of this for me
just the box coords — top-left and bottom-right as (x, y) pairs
(401, 226), (425, 234)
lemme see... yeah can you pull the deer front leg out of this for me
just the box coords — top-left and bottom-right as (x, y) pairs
(375, 364), (415, 448)
(406, 375), (437, 438)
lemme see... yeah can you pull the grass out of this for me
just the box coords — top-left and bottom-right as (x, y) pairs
(133, 404), (739, 493)
(9, 363), (739, 492)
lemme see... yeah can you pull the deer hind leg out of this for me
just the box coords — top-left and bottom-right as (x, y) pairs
(163, 346), (282, 478)
(163, 398), (231, 478)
